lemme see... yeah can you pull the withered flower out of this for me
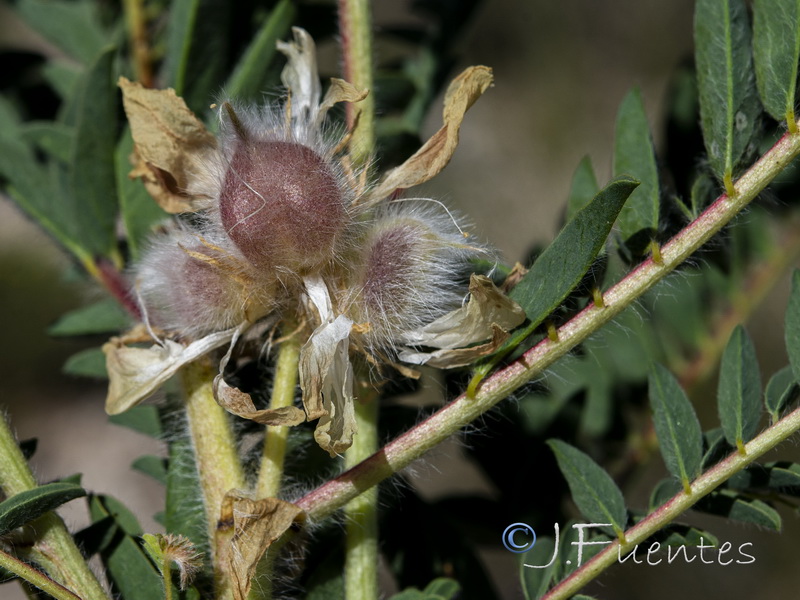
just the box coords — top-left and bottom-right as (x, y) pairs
(105, 27), (524, 456)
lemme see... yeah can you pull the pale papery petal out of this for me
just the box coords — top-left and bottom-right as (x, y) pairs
(396, 274), (526, 351)
(364, 66), (493, 204)
(103, 326), (240, 415)
(318, 78), (369, 123)
(216, 492), (303, 600)
(277, 27), (322, 138)
(299, 276), (357, 456)
(299, 314), (356, 456)
(214, 377), (306, 426)
(398, 324), (509, 368)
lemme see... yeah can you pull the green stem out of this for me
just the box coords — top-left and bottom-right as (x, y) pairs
(181, 360), (245, 599)
(163, 553), (173, 600)
(0, 549), (81, 600)
(247, 323), (301, 600)
(296, 121), (800, 522)
(338, 0), (375, 165)
(542, 402), (800, 599)
(0, 416), (110, 600)
(344, 395), (380, 600)
(256, 324), (301, 499)
(338, 2), (379, 596)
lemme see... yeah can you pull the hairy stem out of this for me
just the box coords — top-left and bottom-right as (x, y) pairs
(541, 402), (800, 599)
(344, 394), (380, 600)
(0, 416), (110, 600)
(338, 2), (380, 596)
(0, 549), (81, 600)
(296, 122), (800, 522)
(256, 324), (301, 499)
(181, 360), (245, 599)
(338, 0), (375, 165)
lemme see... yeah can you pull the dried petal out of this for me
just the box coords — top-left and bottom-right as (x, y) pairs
(214, 377), (305, 426)
(366, 66), (493, 203)
(217, 492), (303, 600)
(397, 274), (525, 352)
(319, 78), (369, 120)
(398, 324), (508, 368)
(299, 314), (356, 456)
(119, 77), (216, 213)
(277, 27), (321, 138)
(103, 327), (239, 415)
(299, 276), (357, 456)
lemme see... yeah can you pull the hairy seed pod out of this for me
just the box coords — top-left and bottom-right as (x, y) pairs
(136, 232), (272, 337)
(219, 140), (346, 274)
(349, 203), (480, 348)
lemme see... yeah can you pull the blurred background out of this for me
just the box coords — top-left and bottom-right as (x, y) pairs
(3, 0), (800, 598)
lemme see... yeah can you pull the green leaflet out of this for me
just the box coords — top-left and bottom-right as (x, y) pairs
(17, 0), (107, 65)
(613, 88), (660, 240)
(41, 60), (81, 101)
(509, 176), (638, 323)
(62, 347), (107, 379)
(108, 405), (164, 439)
(390, 578), (461, 600)
(520, 536), (558, 600)
(49, 299), (131, 336)
(547, 440), (627, 535)
(69, 46), (120, 259)
(132, 455), (168, 486)
(89, 495), (165, 600)
(649, 364), (703, 489)
(566, 156), (599, 221)
(695, 489), (781, 530)
(718, 325), (762, 449)
(701, 427), (732, 470)
(163, 0), (230, 114)
(764, 364), (799, 423)
(224, 0), (296, 103)
(555, 520), (609, 582)
(165, 438), (207, 552)
(0, 482), (86, 536)
(19, 122), (74, 164)
(694, 0), (761, 186)
(728, 461), (800, 490)
(116, 129), (168, 260)
(785, 270), (800, 381)
(753, 0), (800, 125)
(0, 134), (85, 262)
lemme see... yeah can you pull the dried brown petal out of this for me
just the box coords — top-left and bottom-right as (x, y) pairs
(319, 78), (369, 118)
(298, 276), (357, 456)
(398, 324), (509, 368)
(213, 377), (305, 426)
(217, 492), (303, 600)
(366, 66), (493, 203)
(103, 327), (238, 415)
(397, 274), (525, 351)
(119, 77), (216, 213)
